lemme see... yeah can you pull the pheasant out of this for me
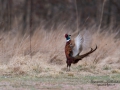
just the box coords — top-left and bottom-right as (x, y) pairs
(65, 33), (97, 71)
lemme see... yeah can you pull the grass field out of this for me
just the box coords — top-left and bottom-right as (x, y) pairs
(0, 24), (120, 90)
(0, 74), (120, 90)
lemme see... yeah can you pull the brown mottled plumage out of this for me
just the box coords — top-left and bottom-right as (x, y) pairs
(65, 34), (97, 71)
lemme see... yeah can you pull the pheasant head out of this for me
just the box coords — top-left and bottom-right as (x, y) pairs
(65, 34), (71, 42)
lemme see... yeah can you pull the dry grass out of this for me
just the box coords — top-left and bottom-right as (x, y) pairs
(0, 24), (120, 77)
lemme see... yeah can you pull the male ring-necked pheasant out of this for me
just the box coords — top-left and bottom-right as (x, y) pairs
(65, 33), (97, 71)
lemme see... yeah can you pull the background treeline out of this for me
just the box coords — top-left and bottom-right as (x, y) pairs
(0, 0), (120, 32)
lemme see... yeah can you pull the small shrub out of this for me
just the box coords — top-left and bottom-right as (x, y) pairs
(103, 65), (111, 70)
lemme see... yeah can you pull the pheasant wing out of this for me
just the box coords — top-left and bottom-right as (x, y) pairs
(72, 33), (83, 57)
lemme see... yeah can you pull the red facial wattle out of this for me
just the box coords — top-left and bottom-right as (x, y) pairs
(65, 34), (68, 38)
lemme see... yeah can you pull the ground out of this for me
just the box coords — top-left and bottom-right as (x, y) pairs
(0, 73), (120, 90)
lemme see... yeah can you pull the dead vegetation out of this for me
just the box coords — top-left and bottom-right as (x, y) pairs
(0, 24), (120, 77)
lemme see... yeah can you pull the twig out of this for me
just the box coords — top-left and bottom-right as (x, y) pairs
(29, 0), (32, 59)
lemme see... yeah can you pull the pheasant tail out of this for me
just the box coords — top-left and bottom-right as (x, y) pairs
(73, 45), (97, 64)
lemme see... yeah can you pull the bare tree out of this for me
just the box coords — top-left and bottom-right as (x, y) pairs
(22, 0), (28, 31)
(7, 0), (12, 30)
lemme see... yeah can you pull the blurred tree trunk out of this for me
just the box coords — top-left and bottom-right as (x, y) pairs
(107, 0), (112, 27)
(29, 0), (33, 30)
(111, 0), (120, 27)
(7, 0), (12, 30)
(22, 0), (28, 32)
(96, 0), (102, 27)
(0, 0), (7, 30)
(22, 0), (33, 33)
(0, 0), (3, 29)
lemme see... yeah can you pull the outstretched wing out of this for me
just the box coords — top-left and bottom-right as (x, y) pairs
(72, 33), (83, 57)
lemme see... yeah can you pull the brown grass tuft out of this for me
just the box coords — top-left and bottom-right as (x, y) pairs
(0, 24), (120, 76)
